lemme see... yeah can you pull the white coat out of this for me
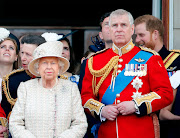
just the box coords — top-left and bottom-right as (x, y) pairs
(9, 78), (87, 138)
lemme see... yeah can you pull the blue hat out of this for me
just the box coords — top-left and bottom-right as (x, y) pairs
(89, 35), (105, 52)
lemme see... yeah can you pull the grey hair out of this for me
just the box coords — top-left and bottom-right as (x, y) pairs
(109, 9), (134, 26)
(34, 58), (65, 75)
(34, 59), (40, 75)
(58, 60), (64, 75)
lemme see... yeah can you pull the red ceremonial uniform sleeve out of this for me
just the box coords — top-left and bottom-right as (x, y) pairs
(0, 104), (6, 118)
(81, 58), (105, 117)
(81, 58), (94, 101)
(134, 55), (173, 116)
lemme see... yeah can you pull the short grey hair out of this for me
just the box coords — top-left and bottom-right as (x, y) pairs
(109, 9), (134, 26)
(34, 58), (65, 75)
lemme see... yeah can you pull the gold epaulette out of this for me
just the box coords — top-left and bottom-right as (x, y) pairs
(139, 46), (159, 55)
(88, 48), (110, 58)
(2, 68), (24, 106)
(170, 49), (180, 53)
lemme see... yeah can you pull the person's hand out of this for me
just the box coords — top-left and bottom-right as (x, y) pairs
(101, 105), (119, 121)
(0, 125), (8, 138)
(117, 101), (136, 115)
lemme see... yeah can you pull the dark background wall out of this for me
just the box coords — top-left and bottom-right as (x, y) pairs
(0, 2), (152, 63)
(0, 2), (152, 26)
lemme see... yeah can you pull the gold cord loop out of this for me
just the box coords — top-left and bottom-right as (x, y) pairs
(88, 56), (119, 96)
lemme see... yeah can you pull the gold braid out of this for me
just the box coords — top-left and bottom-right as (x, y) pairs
(2, 79), (17, 106)
(1, 69), (24, 106)
(88, 56), (119, 96)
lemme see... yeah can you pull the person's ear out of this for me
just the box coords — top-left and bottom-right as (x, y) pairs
(99, 32), (103, 40)
(153, 30), (159, 40)
(131, 24), (135, 35)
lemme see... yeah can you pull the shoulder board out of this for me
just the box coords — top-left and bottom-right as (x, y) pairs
(139, 46), (159, 55)
(3, 68), (24, 81)
(170, 49), (180, 53)
(88, 48), (110, 58)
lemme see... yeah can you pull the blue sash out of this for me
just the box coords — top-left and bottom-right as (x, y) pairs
(101, 50), (153, 105)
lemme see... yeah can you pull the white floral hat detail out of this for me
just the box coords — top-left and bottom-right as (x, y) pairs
(0, 28), (10, 41)
(41, 32), (63, 42)
(28, 41), (70, 77)
(0, 27), (20, 51)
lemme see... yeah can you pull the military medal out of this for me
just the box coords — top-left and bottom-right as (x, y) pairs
(130, 64), (134, 76)
(128, 64), (132, 76)
(142, 64), (147, 76)
(136, 64), (140, 77)
(131, 64), (136, 76)
(134, 64), (138, 76)
(139, 64), (143, 77)
(125, 63), (147, 77)
(131, 77), (143, 99)
(124, 64), (129, 76)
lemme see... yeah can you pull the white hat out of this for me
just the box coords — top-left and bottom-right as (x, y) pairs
(28, 41), (69, 77)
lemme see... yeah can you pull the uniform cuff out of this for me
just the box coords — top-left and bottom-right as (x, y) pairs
(84, 99), (105, 118)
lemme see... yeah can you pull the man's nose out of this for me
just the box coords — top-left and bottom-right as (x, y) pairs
(21, 54), (26, 61)
(117, 25), (122, 31)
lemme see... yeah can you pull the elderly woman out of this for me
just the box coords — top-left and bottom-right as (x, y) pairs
(41, 32), (80, 84)
(9, 41), (87, 138)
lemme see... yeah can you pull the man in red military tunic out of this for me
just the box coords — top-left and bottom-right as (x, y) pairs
(81, 9), (173, 138)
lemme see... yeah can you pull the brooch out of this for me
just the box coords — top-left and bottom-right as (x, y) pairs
(131, 77), (143, 99)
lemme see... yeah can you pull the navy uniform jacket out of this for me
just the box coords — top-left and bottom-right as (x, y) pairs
(159, 46), (180, 138)
(1, 69), (36, 119)
(158, 45), (180, 73)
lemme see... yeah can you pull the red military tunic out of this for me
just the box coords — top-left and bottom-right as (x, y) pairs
(0, 104), (6, 118)
(81, 41), (173, 138)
